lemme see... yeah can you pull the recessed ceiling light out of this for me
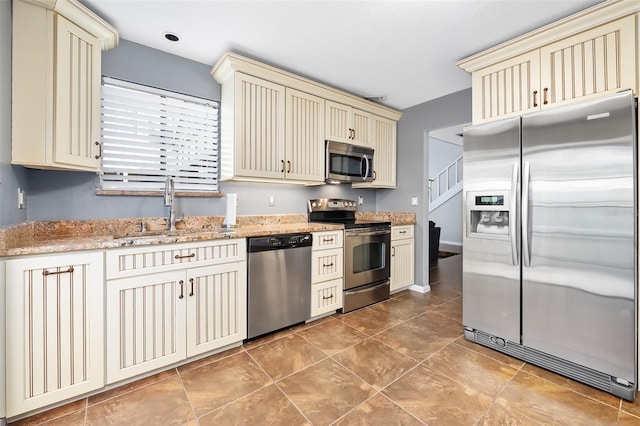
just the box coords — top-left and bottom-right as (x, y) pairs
(164, 32), (180, 42)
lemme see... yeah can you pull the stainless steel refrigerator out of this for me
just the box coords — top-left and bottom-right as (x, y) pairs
(462, 90), (637, 400)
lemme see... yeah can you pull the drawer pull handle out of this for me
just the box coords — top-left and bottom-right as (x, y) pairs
(392, 247), (396, 257)
(543, 87), (549, 105)
(287, 160), (291, 173)
(533, 90), (538, 108)
(322, 238), (334, 243)
(178, 280), (184, 299)
(175, 253), (196, 260)
(189, 278), (194, 297)
(399, 231), (407, 234)
(281, 160), (285, 173)
(322, 294), (334, 300)
(43, 267), (74, 276)
(322, 263), (334, 268)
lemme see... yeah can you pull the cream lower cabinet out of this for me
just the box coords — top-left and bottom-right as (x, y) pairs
(467, 14), (637, 124)
(5, 251), (104, 418)
(325, 100), (372, 147)
(105, 239), (246, 384)
(353, 115), (397, 188)
(310, 231), (344, 317)
(390, 226), (415, 292)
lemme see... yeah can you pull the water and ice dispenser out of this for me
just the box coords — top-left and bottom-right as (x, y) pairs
(467, 192), (511, 240)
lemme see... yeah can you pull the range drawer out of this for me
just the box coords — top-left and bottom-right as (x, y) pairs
(311, 278), (343, 317)
(312, 230), (343, 250)
(106, 238), (246, 279)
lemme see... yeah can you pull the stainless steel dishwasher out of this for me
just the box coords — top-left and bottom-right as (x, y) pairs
(247, 233), (312, 339)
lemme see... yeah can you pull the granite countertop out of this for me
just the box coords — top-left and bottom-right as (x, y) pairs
(0, 212), (416, 257)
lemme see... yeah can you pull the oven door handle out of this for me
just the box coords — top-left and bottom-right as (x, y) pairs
(346, 230), (391, 237)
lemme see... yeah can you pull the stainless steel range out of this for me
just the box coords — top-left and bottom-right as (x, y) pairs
(308, 198), (391, 312)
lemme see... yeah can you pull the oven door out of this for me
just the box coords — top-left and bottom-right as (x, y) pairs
(344, 227), (391, 290)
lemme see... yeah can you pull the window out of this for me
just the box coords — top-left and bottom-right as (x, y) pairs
(100, 77), (219, 192)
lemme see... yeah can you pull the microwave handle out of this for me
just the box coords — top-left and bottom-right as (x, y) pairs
(361, 155), (370, 180)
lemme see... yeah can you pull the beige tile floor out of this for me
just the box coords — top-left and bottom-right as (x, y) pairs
(12, 255), (640, 425)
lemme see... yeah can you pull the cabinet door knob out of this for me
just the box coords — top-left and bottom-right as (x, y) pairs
(543, 88), (549, 105)
(94, 141), (102, 160)
(533, 90), (538, 108)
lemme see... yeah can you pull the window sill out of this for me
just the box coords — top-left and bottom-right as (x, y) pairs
(96, 189), (224, 198)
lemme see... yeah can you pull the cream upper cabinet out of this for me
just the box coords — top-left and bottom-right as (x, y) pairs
(325, 101), (373, 147)
(460, 7), (639, 124)
(212, 52), (402, 184)
(226, 72), (286, 181)
(220, 73), (325, 184)
(472, 51), (541, 123)
(353, 115), (397, 188)
(285, 88), (326, 183)
(11, 0), (118, 171)
(5, 251), (104, 418)
(539, 15), (636, 108)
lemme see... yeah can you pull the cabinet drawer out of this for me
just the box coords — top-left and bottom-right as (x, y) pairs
(106, 238), (246, 279)
(313, 230), (343, 250)
(311, 278), (343, 317)
(311, 247), (343, 283)
(392, 225), (414, 240)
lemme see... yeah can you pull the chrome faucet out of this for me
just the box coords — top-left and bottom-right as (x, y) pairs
(164, 177), (181, 231)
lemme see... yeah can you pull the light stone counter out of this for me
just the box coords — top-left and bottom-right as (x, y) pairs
(0, 212), (416, 257)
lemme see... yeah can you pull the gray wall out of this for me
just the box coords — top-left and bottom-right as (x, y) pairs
(26, 40), (377, 221)
(0, 0), (28, 227)
(428, 137), (463, 244)
(378, 88), (472, 288)
(430, 191), (462, 244)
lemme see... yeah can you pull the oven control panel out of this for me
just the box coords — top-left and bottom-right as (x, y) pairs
(308, 198), (357, 212)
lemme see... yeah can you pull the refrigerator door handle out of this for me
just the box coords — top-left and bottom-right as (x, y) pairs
(510, 162), (519, 266)
(522, 160), (531, 267)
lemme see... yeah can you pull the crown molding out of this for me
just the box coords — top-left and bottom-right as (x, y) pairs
(22, 0), (119, 51)
(457, 0), (639, 73)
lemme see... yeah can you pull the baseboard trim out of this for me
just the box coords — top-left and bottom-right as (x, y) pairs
(409, 284), (431, 293)
(439, 240), (462, 254)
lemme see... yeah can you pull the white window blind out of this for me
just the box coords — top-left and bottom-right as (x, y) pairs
(100, 77), (219, 192)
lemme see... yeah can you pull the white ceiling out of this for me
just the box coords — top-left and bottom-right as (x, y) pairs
(81, 0), (603, 110)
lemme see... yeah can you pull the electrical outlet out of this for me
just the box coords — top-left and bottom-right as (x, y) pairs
(18, 188), (26, 209)
(268, 195), (276, 206)
(411, 196), (418, 206)
(358, 195), (364, 205)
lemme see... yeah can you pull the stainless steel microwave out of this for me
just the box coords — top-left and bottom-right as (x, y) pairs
(325, 141), (374, 183)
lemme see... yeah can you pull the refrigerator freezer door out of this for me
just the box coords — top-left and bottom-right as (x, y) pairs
(522, 90), (636, 382)
(463, 116), (521, 343)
